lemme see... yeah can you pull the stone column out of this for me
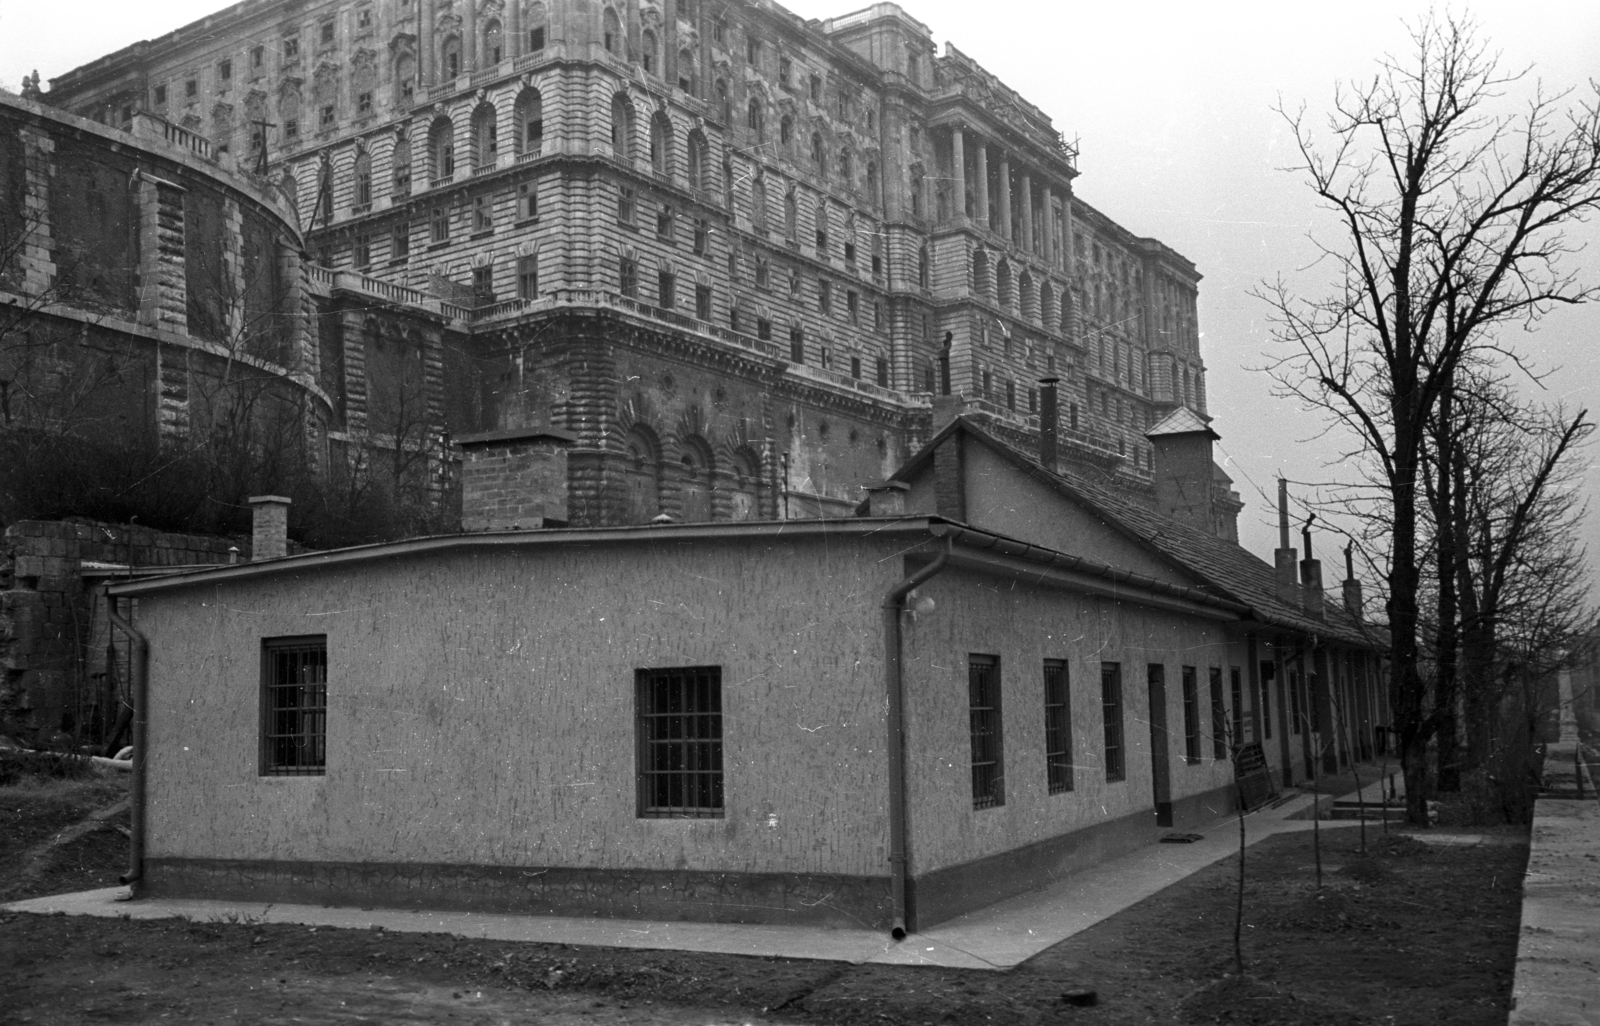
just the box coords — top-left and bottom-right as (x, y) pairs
(466, 0), (478, 70)
(17, 126), (56, 297)
(950, 126), (966, 223)
(996, 151), (1011, 243)
(1040, 185), (1053, 266)
(973, 137), (989, 230)
(1019, 171), (1034, 254)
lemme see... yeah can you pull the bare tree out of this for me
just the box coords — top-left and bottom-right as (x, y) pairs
(1259, 13), (1600, 824)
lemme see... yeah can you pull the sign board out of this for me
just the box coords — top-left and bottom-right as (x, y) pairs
(1232, 741), (1277, 811)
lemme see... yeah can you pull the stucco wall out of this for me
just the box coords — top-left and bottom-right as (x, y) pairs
(137, 533), (905, 879)
(901, 564), (1246, 876)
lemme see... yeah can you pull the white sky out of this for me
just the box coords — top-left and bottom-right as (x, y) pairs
(6, 0), (1600, 586)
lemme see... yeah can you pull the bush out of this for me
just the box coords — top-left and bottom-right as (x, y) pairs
(0, 747), (99, 787)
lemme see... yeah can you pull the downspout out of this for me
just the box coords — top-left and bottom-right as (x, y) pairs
(107, 602), (148, 892)
(882, 536), (953, 940)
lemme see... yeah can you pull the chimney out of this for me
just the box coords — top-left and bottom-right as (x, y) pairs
(1038, 377), (1059, 471)
(1146, 408), (1222, 536)
(457, 427), (576, 531)
(1300, 514), (1324, 619)
(248, 495), (292, 561)
(1274, 479), (1299, 605)
(1342, 542), (1363, 621)
(865, 480), (910, 517)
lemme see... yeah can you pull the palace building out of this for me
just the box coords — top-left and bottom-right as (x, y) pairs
(40, 0), (1234, 532)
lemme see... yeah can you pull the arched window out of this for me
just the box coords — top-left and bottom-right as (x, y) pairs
(918, 244), (930, 290)
(610, 92), (634, 159)
(514, 88), (543, 156)
(678, 49), (696, 93)
(972, 248), (990, 297)
(440, 35), (463, 79)
(527, 1), (549, 51)
(352, 147), (372, 207)
(714, 79), (729, 124)
(624, 427), (661, 523)
(279, 170), (300, 218)
(279, 87), (301, 141)
(728, 449), (761, 521)
(784, 189), (797, 239)
(483, 19), (503, 64)
(641, 29), (658, 74)
(810, 131), (825, 174)
(428, 115), (455, 179)
(779, 113), (793, 149)
(909, 163), (925, 218)
(752, 172), (768, 231)
(1061, 290), (1073, 337)
(746, 98), (764, 142)
(470, 102), (497, 168)
(1041, 281), (1056, 330)
(839, 148), (853, 187)
(650, 110), (673, 175)
(686, 129), (708, 190)
(678, 437), (714, 523)
(996, 259), (1013, 309)
(865, 160), (878, 201)
(393, 52), (416, 105)
(391, 131), (412, 194)
(1020, 270), (1035, 322)
(602, 7), (622, 53)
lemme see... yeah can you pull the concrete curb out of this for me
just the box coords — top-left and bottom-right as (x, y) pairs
(1508, 792), (1600, 1026)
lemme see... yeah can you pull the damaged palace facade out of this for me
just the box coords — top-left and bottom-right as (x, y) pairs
(42, 0), (1234, 530)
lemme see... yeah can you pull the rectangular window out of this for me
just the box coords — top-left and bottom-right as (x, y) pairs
(873, 301), (883, 332)
(430, 206), (449, 243)
(618, 185), (636, 225)
(755, 258), (770, 290)
(693, 219), (709, 255)
(154, 84), (167, 105)
(517, 256), (538, 300)
(809, 73), (822, 102)
(357, 6), (372, 29)
(815, 226), (828, 254)
(353, 234), (371, 269)
(620, 257), (638, 297)
(657, 205), (675, 240)
(1044, 659), (1073, 793)
(261, 637), (327, 776)
(519, 181), (538, 221)
(251, 46), (264, 69)
(391, 221), (410, 261)
(283, 35), (300, 60)
(695, 284), (712, 321)
(746, 37), (761, 65)
(637, 666), (723, 817)
(789, 326), (804, 364)
(358, 91), (373, 115)
(968, 655), (1003, 809)
(219, 59), (233, 83)
(530, 26), (546, 50)
(1006, 379), (1016, 411)
(850, 355), (861, 379)
(844, 240), (857, 265)
(819, 346), (831, 369)
(818, 278), (831, 315)
(846, 290), (859, 323)
(1259, 663), (1273, 740)
(778, 55), (792, 88)
(658, 270), (675, 308)
(1289, 669), (1302, 735)
(1181, 666), (1200, 764)
(320, 104), (335, 128)
(472, 266), (494, 304)
(876, 357), (888, 388)
(473, 195), (493, 233)
(1101, 661), (1124, 782)
(320, 20), (335, 45)
(185, 78), (198, 98)
(1229, 667), (1244, 753)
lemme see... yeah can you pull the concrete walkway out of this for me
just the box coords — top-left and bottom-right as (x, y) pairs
(5, 790), (1335, 972)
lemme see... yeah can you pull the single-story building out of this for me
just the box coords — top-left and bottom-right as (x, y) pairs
(107, 407), (1387, 934)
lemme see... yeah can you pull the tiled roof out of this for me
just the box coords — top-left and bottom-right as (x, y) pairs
(898, 417), (1384, 648)
(1146, 406), (1218, 439)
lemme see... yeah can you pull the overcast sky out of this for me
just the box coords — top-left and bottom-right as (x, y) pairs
(6, 0), (1600, 585)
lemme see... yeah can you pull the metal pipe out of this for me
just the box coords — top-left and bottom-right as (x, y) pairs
(882, 537), (952, 940)
(106, 602), (148, 892)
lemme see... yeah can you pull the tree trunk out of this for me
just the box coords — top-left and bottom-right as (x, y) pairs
(1433, 390), (1462, 792)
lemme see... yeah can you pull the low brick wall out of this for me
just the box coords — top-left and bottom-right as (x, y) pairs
(0, 518), (250, 742)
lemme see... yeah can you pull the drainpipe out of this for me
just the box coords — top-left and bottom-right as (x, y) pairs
(882, 536), (953, 940)
(107, 602), (148, 893)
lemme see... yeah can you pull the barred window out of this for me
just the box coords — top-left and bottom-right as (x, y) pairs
(1182, 665), (1200, 764)
(968, 654), (1004, 809)
(1230, 667), (1245, 751)
(1211, 667), (1228, 758)
(261, 637), (327, 775)
(1101, 661), (1124, 782)
(636, 667), (723, 817)
(1044, 659), (1073, 793)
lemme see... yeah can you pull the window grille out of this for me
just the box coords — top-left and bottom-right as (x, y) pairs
(1101, 662), (1124, 781)
(1182, 666), (1201, 764)
(261, 637), (327, 775)
(789, 327), (804, 364)
(694, 285), (711, 321)
(637, 667), (723, 817)
(1044, 659), (1073, 793)
(968, 654), (1004, 809)
(1230, 668), (1245, 750)
(1209, 667), (1226, 758)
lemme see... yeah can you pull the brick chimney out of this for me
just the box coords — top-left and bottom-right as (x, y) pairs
(1300, 515), (1324, 619)
(456, 427), (576, 531)
(248, 496), (291, 561)
(1038, 377), (1059, 471)
(1342, 543), (1363, 621)
(864, 480), (910, 517)
(1146, 408), (1221, 536)
(1274, 479), (1299, 606)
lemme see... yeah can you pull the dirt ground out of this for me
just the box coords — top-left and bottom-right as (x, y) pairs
(0, 772), (1529, 1025)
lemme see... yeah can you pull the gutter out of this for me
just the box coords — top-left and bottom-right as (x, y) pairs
(106, 602), (148, 893)
(881, 537), (953, 940)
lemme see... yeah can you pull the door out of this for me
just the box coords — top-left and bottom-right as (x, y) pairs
(1147, 664), (1173, 827)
